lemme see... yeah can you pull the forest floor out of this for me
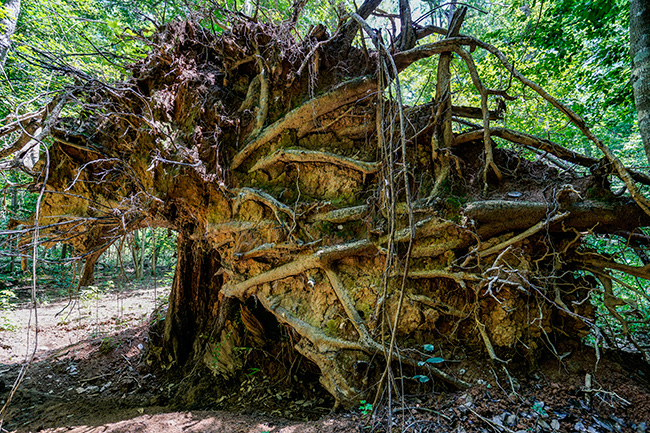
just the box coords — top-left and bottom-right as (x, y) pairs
(0, 277), (650, 432)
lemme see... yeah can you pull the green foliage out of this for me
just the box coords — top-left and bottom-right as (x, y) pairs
(1, 0), (214, 118)
(99, 334), (120, 353)
(398, 0), (640, 169)
(80, 284), (106, 305)
(0, 288), (18, 331)
(358, 400), (373, 416)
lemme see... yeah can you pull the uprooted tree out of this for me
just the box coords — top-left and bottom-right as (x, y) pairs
(4, 1), (650, 409)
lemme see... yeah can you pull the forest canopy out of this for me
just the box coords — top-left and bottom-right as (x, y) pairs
(1, 0), (650, 410)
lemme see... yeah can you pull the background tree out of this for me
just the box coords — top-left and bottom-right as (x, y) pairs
(0, 0), (20, 66)
(631, 0), (650, 165)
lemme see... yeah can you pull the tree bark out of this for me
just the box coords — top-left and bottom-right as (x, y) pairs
(631, 0), (650, 165)
(0, 0), (20, 67)
(162, 233), (229, 367)
(79, 249), (103, 287)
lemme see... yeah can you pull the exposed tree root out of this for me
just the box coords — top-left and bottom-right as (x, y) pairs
(455, 127), (598, 168)
(249, 148), (380, 177)
(478, 212), (569, 258)
(231, 76), (377, 170)
(222, 239), (375, 298)
(233, 187), (295, 226)
(308, 205), (368, 223)
(5, 10), (650, 410)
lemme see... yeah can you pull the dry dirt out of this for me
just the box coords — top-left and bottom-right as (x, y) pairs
(1, 280), (650, 432)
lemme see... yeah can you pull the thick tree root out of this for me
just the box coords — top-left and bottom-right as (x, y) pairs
(249, 148), (380, 177)
(222, 239), (375, 298)
(233, 187), (295, 226)
(231, 76), (377, 169)
(308, 205), (369, 223)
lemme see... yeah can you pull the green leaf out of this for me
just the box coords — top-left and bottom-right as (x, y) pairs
(412, 375), (430, 383)
(425, 357), (445, 364)
(423, 344), (434, 352)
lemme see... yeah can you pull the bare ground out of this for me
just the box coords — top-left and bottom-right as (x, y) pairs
(1, 280), (650, 432)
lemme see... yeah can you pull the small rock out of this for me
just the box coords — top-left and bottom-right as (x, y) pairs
(505, 414), (518, 426)
(537, 419), (550, 430)
(575, 422), (586, 431)
(491, 415), (504, 426)
(610, 415), (625, 427)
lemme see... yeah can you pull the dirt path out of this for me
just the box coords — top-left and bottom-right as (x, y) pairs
(1, 284), (650, 432)
(0, 285), (163, 364)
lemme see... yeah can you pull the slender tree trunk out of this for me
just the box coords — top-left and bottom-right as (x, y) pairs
(631, 0), (650, 165)
(150, 228), (157, 276)
(79, 248), (105, 287)
(9, 183), (17, 273)
(128, 231), (144, 279)
(0, 0), (20, 66)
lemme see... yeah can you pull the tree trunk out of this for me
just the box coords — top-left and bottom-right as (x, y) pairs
(159, 233), (232, 368)
(9, 182), (17, 273)
(631, 0), (650, 165)
(150, 229), (157, 276)
(0, 0), (20, 66)
(79, 249), (102, 287)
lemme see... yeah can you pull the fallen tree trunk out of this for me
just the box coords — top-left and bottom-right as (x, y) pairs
(3, 7), (650, 410)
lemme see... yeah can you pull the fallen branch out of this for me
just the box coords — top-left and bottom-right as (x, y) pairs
(455, 127), (598, 168)
(478, 211), (569, 257)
